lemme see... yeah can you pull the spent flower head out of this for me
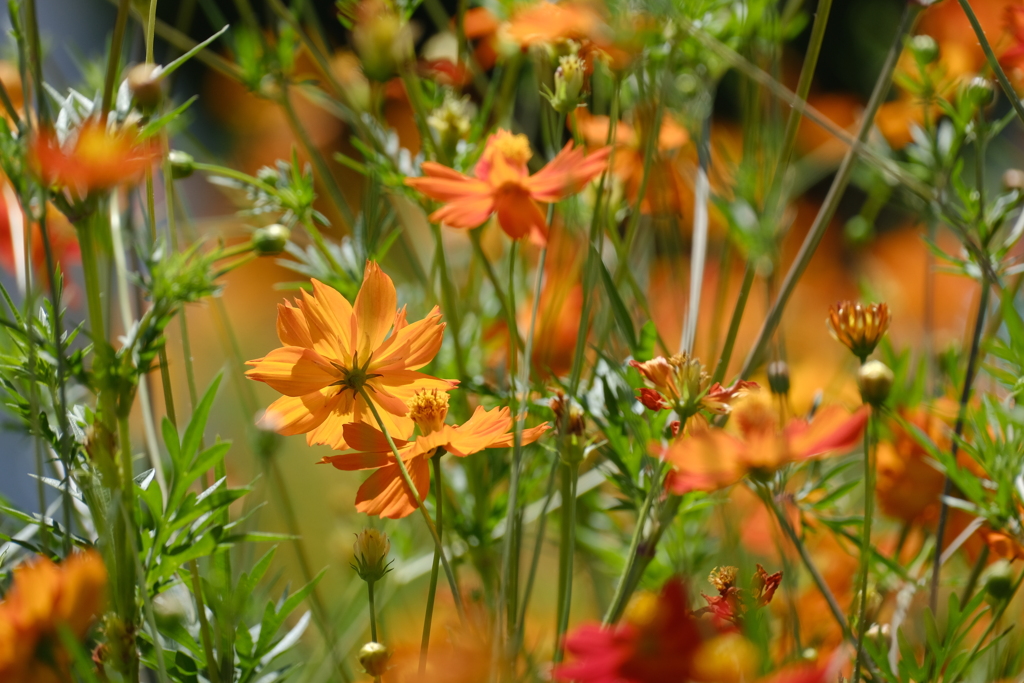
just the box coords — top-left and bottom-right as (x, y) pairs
(408, 389), (450, 435)
(630, 354), (757, 418)
(826, 301), (891, 361)
(352, 528), (392, 583)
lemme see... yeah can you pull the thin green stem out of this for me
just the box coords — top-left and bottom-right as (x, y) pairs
(762, 485), (854, 644)
(513, 457), (560, 649)
(956, 0), (1024, 126)
(852, 410), (876, 683)
(420, 453), (444, 674)
(602, 469), (661, 625)
(710, 264), (756, 386)
(117, 412), (140, 683)
(368, 580), (379, 642)
(432, 224), (468, 381)
(102, 0), (132, 116)
(188, 559), (222, 683)
(553, 462), (580, 664)
(469, 229), (522, 351)
(145, 0), (159, 63)
(359, 390), (466, 622)
(930, 280), (990, 614)
(738, 3), (921, 378)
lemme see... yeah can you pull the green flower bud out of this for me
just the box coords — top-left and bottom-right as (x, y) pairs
(128, 63), (164, 110)
(767, 361), (790, 396)
(543, 53), (587, 115)
(908, 35), (939, 66)
(252, 224), (291, 256)
(428, 94), (476, 158)
(960, 76), (996, 109)
(256, 166), (280, 188)
(168, 150), (195, 180)
(353, 1), (413, 82)
(352, 528), (392, 583)
(858, 360), (894, 407)
(358, 642), (391, 677)
(983, 559), (1015, 604)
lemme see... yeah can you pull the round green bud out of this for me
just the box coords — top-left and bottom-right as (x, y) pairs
(983, 559), (1015, 603)
(252, 224), (291, 256)
(858, 360), (894, 407)
(961, 76), (996, 109)
(908, 35), (939, 66)
(168, 150), (195, 180)
(358, 642), (391, 677)
(767, 361), (790, 396)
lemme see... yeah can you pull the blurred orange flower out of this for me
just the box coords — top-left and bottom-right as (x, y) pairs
(663, 398), (869, 494)
(504, 1), (608, 48)
(323, 394), (548, 518)
(31, 122), (159, 195)
(405, 129), (610, 242)
(575, 110), (690, 215)
(0, 551), (107, 683)
(246, 262), (457, 449)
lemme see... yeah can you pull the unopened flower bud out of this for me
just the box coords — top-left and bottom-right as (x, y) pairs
(550, 391), (586, 437)
(961, 76), (996, 109)
(428, 94), (476, 158)
(983, 559), (1015, 603)
(827, 301), (890, 361)
(767, 361), (790, 396)
(908, 35), (939, 65)
(858, 360), (893, 407)
(168, 150), (195, 180)
(358, 642), (391, 676)
(256, 166), (280, 188)
(252, 224), (291, 256)
(351, 529), (392, 583)
(128, 63), (164, 110)
(1004, 169), (1024, 190)
(353, 0), (413, 82)
(544, 53), (586, 114)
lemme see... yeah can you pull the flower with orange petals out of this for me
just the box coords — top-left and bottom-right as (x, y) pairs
(31, 122), (159, 195)
(246, 262), (457, 450)
(826, 301), (890, 361)
(0, 551), (107, 683)
(663, 398), (869, 494)
(322, 391), (549, 518)
(630, 353), (758, 417)
(405, 129), (610, 242)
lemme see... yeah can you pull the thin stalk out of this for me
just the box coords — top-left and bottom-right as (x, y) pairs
(738, 3), (921, 378)
(682, 110), (713, 354)
(513, 457), (560, 648)
(145, 0), (158, 63)
(469, 229), (523, 351)
(553, 462), (580, 664)
(23, 0), (47, 122)
(852, 409), (876, 683)
(419, 454), (444, 674)
(102, 0), (132, 116)
(188, 559), (222, 683)
(710, 264), (756, 386)
(368, 580), (379, 642)
(930, 280), (990, 614)
(432, 224), (467, 381)
(117, 413), (139, 683)
(602, 470), (661, 625)
(956, 0), (1024, 126)
(358, 390), (466, 622)
(763, 486), (854, 644)
(961, 544), (990, 606)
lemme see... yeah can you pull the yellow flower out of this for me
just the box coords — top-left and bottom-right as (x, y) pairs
(246, 261), (457, 449)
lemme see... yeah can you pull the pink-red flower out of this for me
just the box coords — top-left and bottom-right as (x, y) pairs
(405, 129), (610, 242)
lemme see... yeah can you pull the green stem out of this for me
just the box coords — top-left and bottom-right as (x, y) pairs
(368, 580), (379, 642)
(145, 0), (158, 63)
(738, 3), (921, 378)
(102, 0), (132, 116)
(513, 457), (560, 648)
(188, 559), (222, 683)
(930, 279), (990, 614)
(852, 410), (876, 683)
(710, 263), (756, 386)
(432, 224), (468, 381)
(553, 462), (580, 664)
(956, 0), (1024, 126)
(602, 469), (661, 625)
(359, 390), (466, 622)
(117, 412), (139, 683)
(961, 544), (990, 606)
(762, 485), (854, 644)
(420, 453), (444, 674)
(469, 229), (523, 351)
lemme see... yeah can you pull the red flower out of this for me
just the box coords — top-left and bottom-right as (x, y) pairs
(555, 578), (702, 683)
(31, 122), (159, 195)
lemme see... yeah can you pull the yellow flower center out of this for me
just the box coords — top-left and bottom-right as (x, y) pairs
(489, 131), (533, 165)
(708, 565), (739, 593)
(408, 389), (450, 434)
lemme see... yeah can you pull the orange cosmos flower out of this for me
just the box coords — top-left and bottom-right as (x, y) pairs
(404, 129), (610, 242)
(322, 390), (549, 518)
(246, 262), (457, 449)
(31, 121), (160, 195)
(663, 398), (869, 494)
(0, 551), (107, 683)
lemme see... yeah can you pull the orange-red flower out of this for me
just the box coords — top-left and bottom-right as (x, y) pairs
(663, 398), (869, 494)
(246, 262), (457, 449)
(630, 353), (758, 416)
(31, 122), (159, 195)
(405, 129), (610, 242)
(0, 551), (107, 683)
(322, 391), (549, 518)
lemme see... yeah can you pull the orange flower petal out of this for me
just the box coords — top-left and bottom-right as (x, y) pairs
(788, 405), (869, 460)
(245, 347), (338, 397)
(494, 187), (546, 240)
(354, 261), (398, 360)
(355, 457), (430, 518)
(321, 451), (394, 471)
(663, 429), (747, 493)
(259, 390), (333, 435)
(276, 301), (313, 347)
